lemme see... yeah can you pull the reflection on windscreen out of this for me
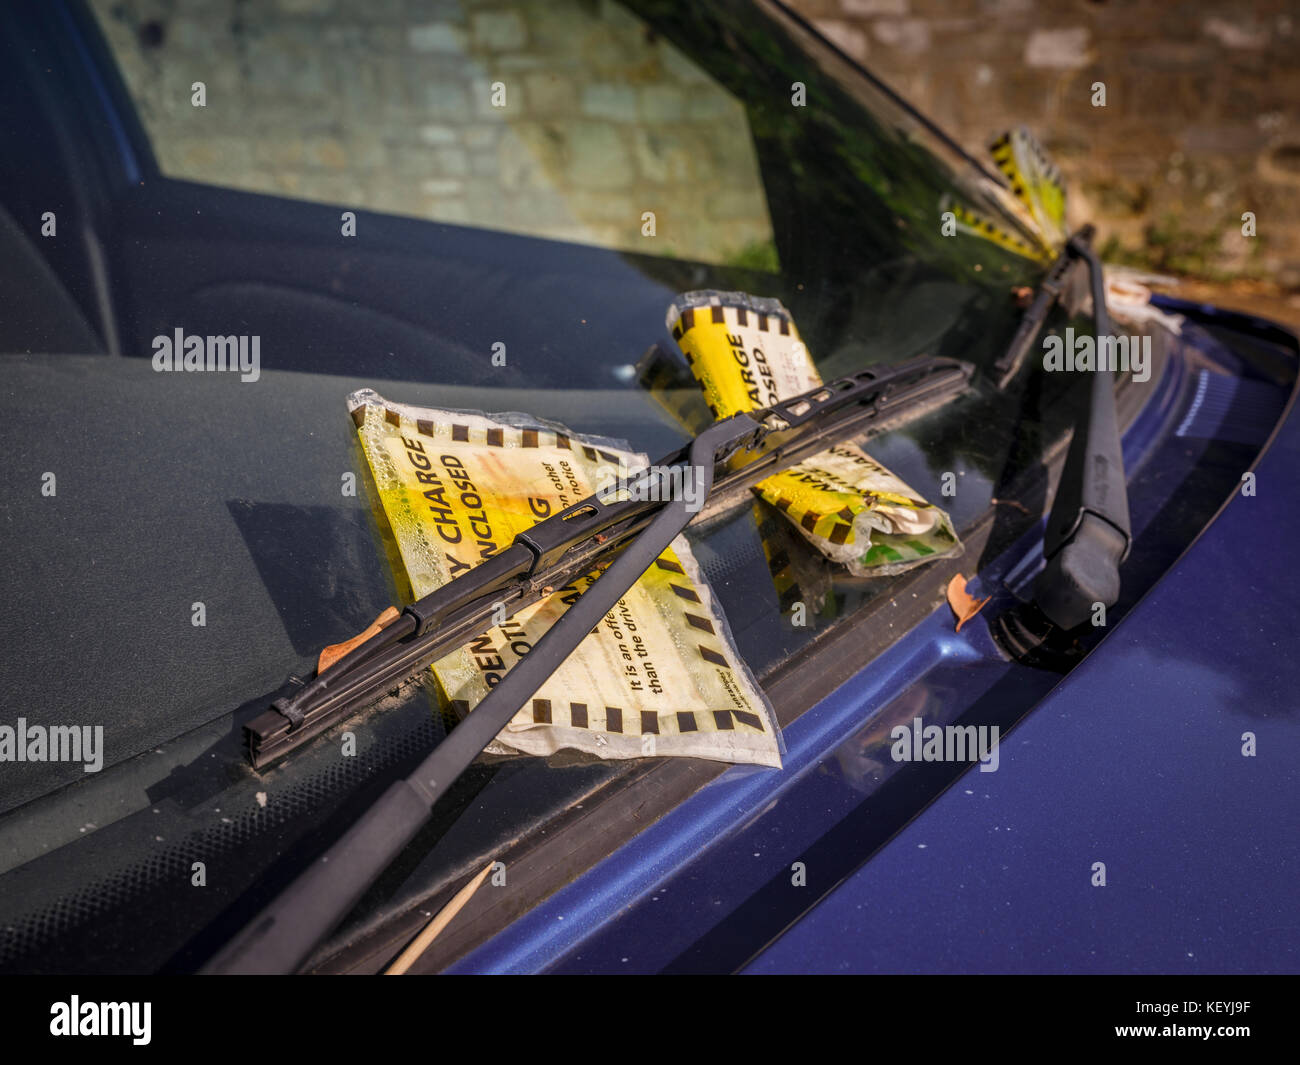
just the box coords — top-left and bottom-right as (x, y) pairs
(89, 0), (778, 268)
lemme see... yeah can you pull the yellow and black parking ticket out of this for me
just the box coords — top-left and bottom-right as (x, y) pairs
(347, 388), (782, 768)
(667, 290), (962, 575)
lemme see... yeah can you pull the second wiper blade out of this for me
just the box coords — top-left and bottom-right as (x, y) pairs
(993, 242), (1077, 389)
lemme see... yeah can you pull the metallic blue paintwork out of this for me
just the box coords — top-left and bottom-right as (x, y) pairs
(448, 604), (1054, 974)
(747, 383), (1300, 974)
(448, 310), (1299, 974)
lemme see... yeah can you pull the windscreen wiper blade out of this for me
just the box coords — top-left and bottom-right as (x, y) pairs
(245, 354), (972, 769)
(207, 353), (972, 974)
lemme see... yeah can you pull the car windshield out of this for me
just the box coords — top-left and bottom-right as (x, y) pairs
(0, 0), (1104, 971)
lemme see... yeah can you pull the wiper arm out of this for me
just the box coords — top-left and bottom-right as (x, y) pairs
(1036, 226), (1132, 626)
(996, 225), (1133, 660)
(205, 353), (972, 974)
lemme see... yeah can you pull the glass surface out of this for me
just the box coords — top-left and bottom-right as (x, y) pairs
(3, 0), (1060, 796)
(0, 0), (1107, 971)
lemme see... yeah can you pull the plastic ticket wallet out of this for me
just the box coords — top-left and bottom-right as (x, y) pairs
(346, 389), (782, 769)
(667, 290), (962, 576)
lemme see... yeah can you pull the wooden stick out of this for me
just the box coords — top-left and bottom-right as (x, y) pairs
(384, 860), (496, 975)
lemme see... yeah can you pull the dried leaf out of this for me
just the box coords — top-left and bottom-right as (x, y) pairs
(946, 574), (990, 633)
(317, 605), (400, 674)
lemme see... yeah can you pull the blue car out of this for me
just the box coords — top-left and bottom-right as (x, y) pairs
(0, 0), (1294, 985)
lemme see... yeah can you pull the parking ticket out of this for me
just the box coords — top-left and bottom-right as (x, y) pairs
(667, 290), (962, 575)
(347, 388), (782, 768)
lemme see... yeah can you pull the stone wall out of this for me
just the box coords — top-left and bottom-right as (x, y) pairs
(89, 0), (775, 266)
(790, 0), (1300, 286)
(90, 0), (1300, 286)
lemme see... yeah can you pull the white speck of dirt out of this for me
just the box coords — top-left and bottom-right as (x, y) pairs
(255, 792), (268, 808)
(918, 843), (927, 849)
